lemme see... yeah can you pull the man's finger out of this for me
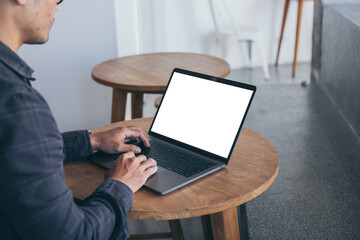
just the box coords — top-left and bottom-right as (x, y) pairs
(139, 158), (157, 171)
(120, 151), (136, 159)
(122, 144), (142, 154)
(128, 126), (146, 134)
(132, 154), (147, 164)
(144, 165), (158, 178)
(124, 128), (150, 147)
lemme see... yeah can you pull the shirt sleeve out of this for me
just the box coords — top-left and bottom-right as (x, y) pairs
(0, 87), (133, 240)
(62, 130), (93, 163)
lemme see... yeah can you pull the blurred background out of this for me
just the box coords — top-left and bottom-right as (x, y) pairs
(18, 0), (314, 132)
(17, 0), (360, 239)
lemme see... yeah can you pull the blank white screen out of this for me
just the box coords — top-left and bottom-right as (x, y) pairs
(151, 72), (253, 158)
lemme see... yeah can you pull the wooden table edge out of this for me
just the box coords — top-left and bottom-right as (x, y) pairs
(91, 69), (232, 93)
(72, 118), (279, 221)
(91, 73), (167, 93)
(90, 52), (231, 92)
(128, 160), (279, 220)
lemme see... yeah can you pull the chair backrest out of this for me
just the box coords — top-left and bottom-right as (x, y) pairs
(208, 0), (238, 33)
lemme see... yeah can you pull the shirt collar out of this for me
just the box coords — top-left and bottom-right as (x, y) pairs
(0, 41), (36, 82)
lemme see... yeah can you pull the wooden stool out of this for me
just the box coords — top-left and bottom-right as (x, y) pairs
(275, 0), (313, 77)
(91, 53), (230, 123)
(92, 54), (230, 239)
(64, 117), (279, 240)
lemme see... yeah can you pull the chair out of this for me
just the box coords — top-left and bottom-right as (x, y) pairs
(275, 0), (313, 77)
(208, 0), (270, 80)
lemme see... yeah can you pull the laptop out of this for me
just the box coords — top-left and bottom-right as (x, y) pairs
(91, 68), (256, 195)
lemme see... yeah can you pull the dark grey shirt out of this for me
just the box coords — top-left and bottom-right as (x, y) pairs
(0, 41), (133, 240)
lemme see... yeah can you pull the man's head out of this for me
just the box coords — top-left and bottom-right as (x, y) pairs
(0, 0), (59, 51)
(20, 0), (59, 45)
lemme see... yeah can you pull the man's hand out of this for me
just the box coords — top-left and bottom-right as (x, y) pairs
(106, 152), (158, 192)
(90, 126), (150, 154)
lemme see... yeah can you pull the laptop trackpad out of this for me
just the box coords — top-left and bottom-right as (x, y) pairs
(144, 166), (187, 195)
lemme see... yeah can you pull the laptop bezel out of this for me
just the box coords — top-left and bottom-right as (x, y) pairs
(148, 68), (256, 165)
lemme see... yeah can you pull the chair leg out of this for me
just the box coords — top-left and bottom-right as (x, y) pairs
(219, 38), (229, 60)
(256, 32), (270, 80)
(293, 0), (304, 77)
(210, 35), (219, 57)
(275, 0), (291, 66)
(239, 40), (251, 68)
(219, 34), (235, 61)
(246, 40), (253, 69)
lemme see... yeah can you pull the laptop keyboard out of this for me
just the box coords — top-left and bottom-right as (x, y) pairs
(140, 139), (217, 178)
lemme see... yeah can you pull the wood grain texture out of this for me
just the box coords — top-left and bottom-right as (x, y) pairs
(131, 93), (144, 120)
(292, 0), (305, 77)
(64, 117), (279, 221)
(275, 0), (313, 74)
(275, 0), (290, 66)
(91, 53), (231, 93)
(111, 89), (127, 123)
(210, 207), (240, 240)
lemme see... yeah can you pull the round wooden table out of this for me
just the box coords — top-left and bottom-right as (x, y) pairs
(64, 118), (279, 240)
(91, 53), (231, 123)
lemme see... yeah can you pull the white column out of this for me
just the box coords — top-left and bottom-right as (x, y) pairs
(114, 0), (142, 57)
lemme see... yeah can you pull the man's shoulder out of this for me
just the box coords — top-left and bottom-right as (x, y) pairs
(0, 62), (30, 91)
(0, 69), (61, 154)
(0, 77), (35, 102)
(0, 77), (48, 119)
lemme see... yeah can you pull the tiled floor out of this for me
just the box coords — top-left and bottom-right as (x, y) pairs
(128, 62), (360, 239)
(227, 62), (311, 85)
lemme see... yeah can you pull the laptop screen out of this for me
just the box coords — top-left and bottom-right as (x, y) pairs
(150, 69), (255, 159)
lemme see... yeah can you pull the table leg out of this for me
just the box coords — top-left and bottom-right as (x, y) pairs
(292, 0), (304, 77)
(210, 207), (240, 240)
(111, 88), (127, 123)
(169, 220), (184, 240)
(239, 204), (249, 240)
(131, 93), (144, 119)
(201, 215), (214, 240)
(128, 220), (183, 240)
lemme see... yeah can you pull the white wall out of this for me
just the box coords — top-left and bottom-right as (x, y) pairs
(16, 0), (314, 132)
(116, 0), (315, 120)
(133, 0), (314, 68)
(18, 0), (117, 132)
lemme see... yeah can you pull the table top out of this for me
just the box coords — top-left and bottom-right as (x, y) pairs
(64, 118), (279, 220)
(91, 52), (231, 93)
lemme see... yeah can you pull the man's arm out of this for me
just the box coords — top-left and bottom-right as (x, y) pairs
(0, 88), (156, 240)
(62, 130), (92, 163)
(62, 126), (150, 163)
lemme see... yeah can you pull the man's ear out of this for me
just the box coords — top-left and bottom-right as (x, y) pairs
(15, 0), (27, 5)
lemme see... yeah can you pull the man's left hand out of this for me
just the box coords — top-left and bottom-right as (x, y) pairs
(89, 126), (150, 154)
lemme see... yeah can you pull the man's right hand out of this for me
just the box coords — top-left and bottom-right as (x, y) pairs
(106, 152), (158, 193)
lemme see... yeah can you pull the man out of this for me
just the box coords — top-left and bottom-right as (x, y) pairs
(0, 0), (158, 239)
